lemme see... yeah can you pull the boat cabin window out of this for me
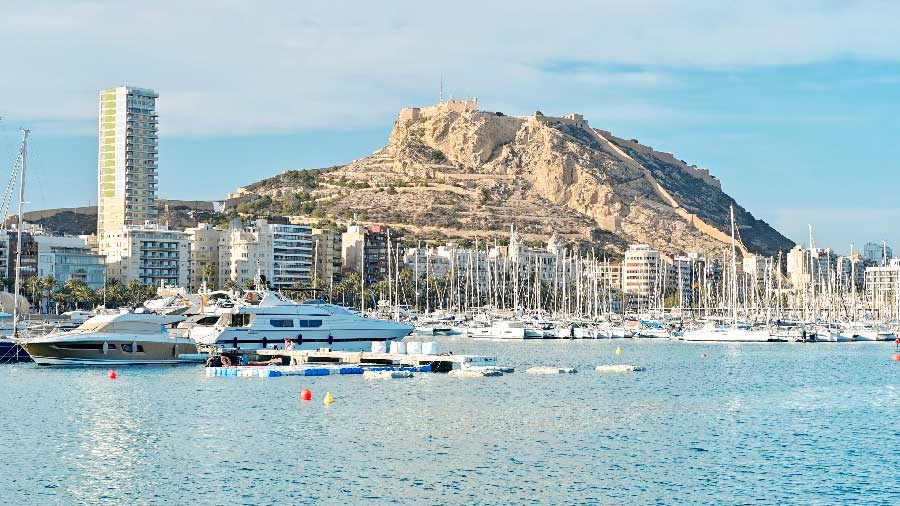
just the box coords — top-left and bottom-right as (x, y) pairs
(53, 343), (104, 350)
(196, 316), (220, 326)
(121, 344), (145, 353)
(298, 319), (323, 328)
(226, 314), (253, 327)
(270, 319), (294, 328)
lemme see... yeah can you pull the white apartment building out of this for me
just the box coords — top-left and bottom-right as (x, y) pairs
(864, 259), (900, 303)
(269, 222), (313, 289)
(787, 245), (836, 290)
(218, 219), (273, 288)
(622, 244), (664, 297)
(97, 86), (159, 255)
(217, 219), (312, 289)
(185, 223), (222, 290)
(102, 225), (189, 286)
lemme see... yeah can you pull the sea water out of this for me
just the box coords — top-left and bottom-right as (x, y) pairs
(1, 339), (898, 505)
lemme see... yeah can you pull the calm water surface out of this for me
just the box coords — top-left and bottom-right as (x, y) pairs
(2, 339), (898, 505)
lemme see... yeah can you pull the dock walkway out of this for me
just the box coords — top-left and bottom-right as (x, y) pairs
(229, 348), (497, 373)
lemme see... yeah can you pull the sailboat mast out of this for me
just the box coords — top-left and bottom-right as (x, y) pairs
(12, 129), (29, 338)
(730, 205), (738, 325)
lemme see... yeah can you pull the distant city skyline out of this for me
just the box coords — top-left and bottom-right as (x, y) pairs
(1, 1), (900, 252)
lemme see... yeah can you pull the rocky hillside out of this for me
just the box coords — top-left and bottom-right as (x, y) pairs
(229, 100), (793, 257)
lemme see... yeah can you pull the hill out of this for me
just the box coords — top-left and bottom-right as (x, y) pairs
(12, 200), (220, 236)
(232, 99), (794, 257)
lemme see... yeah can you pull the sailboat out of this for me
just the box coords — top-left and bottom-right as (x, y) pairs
(0, 130), (33, 363)
(682, 205), (772, 342)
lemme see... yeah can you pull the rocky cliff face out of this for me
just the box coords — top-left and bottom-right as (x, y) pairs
(238, 101), (793, 257)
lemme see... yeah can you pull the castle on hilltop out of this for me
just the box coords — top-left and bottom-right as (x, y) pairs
(398, 98), (478, 122)
(528, 111), (589, 129)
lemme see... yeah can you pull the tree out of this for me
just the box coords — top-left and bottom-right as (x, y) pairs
(64, 278), (93, 309)
(42, 276), (58, 313)
(26, 276), (42, 306)
(202, 263), (215, 289)
(126, 280), (149, 307)
(99, 278), (127, 308)
(223, 279), (240, 292)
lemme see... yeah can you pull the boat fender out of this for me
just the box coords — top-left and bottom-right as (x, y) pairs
(297, 334), (303, 345)
(221, 355), (232, 367)
(327, 333), (333, 346)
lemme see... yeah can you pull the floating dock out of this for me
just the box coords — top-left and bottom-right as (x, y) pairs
(211, 348), (498, 374)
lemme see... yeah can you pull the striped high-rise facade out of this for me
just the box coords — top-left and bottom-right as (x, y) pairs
(97, 86), (159, 255)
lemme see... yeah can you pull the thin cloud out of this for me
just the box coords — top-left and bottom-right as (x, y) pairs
(3, 1), (900, 135)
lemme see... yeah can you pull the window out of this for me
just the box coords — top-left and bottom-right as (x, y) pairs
(54, 343), (104, 350)
(270, 319), (294, 328)
(227, 314), (251, 327)
(298, 319), (323, 328)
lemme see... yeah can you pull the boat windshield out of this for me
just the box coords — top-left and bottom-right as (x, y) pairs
(74, 320), (165, 335)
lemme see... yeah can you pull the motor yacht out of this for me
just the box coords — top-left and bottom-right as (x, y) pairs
(469, 319), (544, 339)
(681, 322), (772, 342)
(191, 291), (413, 351)
(22, 312), (200, 366)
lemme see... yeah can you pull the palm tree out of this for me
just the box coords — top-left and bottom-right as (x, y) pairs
(26, 276), (42, 306)
(99, 278), (126, 308)
(42, 275), (58, 313)
(223, 279), (240, 292)
(202, 263), (215, 289)
(64, 278), (93, 309)
(126, 279), (144, 307)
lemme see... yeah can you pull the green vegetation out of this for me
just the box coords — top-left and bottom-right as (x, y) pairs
(253, 169), (322, 191)
(236, 191), (321, 217)
(24, 276), (160, 312)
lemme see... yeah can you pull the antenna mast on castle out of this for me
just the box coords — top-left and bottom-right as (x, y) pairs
(440, 74), (443, 103)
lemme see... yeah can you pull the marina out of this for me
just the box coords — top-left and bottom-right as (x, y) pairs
(4, 3), (900, 503)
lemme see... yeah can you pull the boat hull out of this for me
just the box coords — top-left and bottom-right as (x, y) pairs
(681, 328), (772, 342)
(211, 327), (409, 351)
(0, 339), (32, 363)
(24, 340), (199, 366)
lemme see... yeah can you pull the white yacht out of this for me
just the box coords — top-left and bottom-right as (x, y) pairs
(22, 312), (200, 366)
(470, 320), (543, 339)
(191, 291), (413, 351)
(681, 322), (772, 342)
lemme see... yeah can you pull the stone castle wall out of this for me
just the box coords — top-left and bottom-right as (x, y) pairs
(398, 98), (478, 122)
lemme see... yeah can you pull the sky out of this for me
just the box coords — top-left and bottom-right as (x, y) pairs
(1, 0), (899, 253)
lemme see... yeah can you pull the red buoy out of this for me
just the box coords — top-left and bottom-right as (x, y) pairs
(300, 388), (312, 401)
(107, 370), (117, 380)
(701, 353), (708, 359)
(892, 354), (900, 362)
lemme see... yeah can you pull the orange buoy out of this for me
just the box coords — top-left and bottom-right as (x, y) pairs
(300, 388), (312, 401)
(107, 370), (117, 380)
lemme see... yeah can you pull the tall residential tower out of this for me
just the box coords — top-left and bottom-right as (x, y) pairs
(97, 86), (159, 254)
